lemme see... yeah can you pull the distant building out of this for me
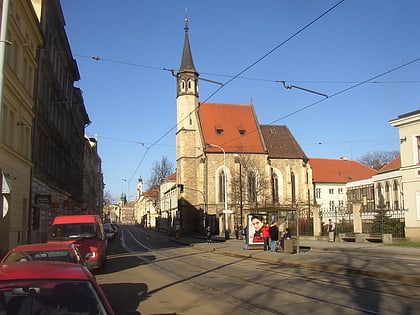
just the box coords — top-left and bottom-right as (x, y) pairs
(310, 157), (377, 223)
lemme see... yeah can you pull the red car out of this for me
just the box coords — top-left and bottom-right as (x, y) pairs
(0, 243), (85, 265)
(0, 261), (140, 315)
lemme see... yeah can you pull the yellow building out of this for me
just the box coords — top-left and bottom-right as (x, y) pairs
(390, 110), (420, 241)
(0, 0), (43, 253)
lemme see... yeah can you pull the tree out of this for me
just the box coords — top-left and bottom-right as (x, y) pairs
(147, 156), (175, 187)
(103, 191), (114, 205)
(358, 150), (399, 170)
(230, 155), (271, 209)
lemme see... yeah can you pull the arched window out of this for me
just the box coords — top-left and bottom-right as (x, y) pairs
(291, 171), (296, 206)
(272, 171), (279, 204)
(218, 169), (227, 203)
(247, 170), (257, 203)
(393, 180), (399, 209)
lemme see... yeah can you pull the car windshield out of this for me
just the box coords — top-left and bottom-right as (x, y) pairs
(0, 280), (108, 314)
(49, 223), (97, 240)
(3, 250), (74, 263)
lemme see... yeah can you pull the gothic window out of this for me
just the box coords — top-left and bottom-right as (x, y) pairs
(291, 171), (296, 206)
(218, 169), (227, 203)
(272, 172), (279, 203)
(247, 170), (257, 203)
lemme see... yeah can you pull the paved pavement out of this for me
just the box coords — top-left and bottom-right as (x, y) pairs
(172, 235), (420, 284)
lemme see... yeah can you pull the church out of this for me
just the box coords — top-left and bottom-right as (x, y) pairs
(172, 17), (313, 240)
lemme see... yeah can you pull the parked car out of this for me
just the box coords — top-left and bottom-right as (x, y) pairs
(48, 215), (107, 270)
(0, 261), (140, 314)
(0, 243), (85, 265)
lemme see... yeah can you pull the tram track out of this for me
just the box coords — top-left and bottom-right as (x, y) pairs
(116, 226), (420, 314)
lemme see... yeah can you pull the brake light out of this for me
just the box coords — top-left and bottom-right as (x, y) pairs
(85, 251), (98, 260)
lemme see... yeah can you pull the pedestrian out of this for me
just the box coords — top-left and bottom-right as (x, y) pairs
(242, 225), (248, 250)
(234, 222), (239, 239)
(262, 222), (270, 251)
(279, 228), (291, 251)
(269, 221), (279, 252)
(327, 219), (335, 242)
(206, 226), (212, 243)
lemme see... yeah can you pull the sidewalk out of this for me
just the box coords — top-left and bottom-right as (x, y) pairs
(173, 235), (420, 284)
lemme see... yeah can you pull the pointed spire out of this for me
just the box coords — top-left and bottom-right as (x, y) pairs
(179, 13), (197, 74)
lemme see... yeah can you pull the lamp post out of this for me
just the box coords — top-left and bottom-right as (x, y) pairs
(206, 143), (229, 240)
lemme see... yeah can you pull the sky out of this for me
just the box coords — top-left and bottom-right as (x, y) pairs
(60, 0), (420, 203)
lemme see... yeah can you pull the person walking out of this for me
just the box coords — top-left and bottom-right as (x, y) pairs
(327, 219), (336, 242)
(262, 222), (270, 251)
(206, 226), (212, 243)
(269, 221), (279, 252)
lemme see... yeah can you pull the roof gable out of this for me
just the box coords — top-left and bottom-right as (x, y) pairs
(199, 103), (265, 153)
(310, 158), (377, 183)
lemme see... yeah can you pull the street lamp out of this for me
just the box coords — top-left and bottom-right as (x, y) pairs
(206, 143), (229, 240)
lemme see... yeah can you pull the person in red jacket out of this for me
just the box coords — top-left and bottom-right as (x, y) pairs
(262, 222), (270, 251)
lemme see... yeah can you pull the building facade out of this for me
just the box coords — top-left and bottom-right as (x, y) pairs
(390, 110), (420, 241)
(0, 0), (43, 252)
(30, 0), (91, 243)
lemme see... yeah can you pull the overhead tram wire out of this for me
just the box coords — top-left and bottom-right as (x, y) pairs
(76, 52), (420, 86)
(199, 0), (345, 104)
(219, 56), (420, 151)
(269, 56), (420, 125)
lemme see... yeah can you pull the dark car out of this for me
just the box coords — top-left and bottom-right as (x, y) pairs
(1, 243), (85, 265)
(0, 261), (140, 315)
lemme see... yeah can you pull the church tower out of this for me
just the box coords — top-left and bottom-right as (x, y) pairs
(176, 17), (201, 183)
(175, 17), (204, 233)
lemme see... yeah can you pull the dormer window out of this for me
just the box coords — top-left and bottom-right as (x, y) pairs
(239, 129), (246, 136)
(216, 128), (224, 135)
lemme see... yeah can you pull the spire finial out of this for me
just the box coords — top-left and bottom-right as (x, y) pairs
(184, 7), (189, 32)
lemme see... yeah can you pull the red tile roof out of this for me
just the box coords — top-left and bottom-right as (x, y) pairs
(310, 158), (377, 183)
(199, 103), (266, 153)
(378, 156), (401, 173)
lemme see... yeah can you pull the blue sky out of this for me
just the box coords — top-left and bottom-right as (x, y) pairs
(60, 0), (420, 202)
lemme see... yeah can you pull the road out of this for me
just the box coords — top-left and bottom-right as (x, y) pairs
(96, 225), (420, 315)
